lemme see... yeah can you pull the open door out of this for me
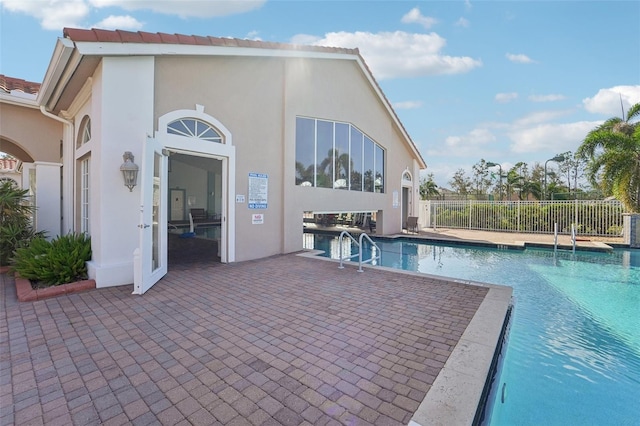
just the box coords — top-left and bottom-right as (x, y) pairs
(133, 137), (167, 294)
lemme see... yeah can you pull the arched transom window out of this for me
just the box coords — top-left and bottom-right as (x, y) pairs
(167, 118), (222, 143)
(402, 171), (412, 182)
(77, 115), (91, 148)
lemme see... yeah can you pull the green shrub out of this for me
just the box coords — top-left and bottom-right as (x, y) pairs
(0, 181), (45, 265)
(11, 233), (91, 286)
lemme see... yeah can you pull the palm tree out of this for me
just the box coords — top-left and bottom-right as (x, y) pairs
(577, 102), (640, 212)
(0, 180), (44, 265)
(419, 173), (440, 200)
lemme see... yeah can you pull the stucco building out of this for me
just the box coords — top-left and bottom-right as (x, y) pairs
(0, 28), (426, 293)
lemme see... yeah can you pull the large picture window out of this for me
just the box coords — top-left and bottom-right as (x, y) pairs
(295, 117), (385, 193)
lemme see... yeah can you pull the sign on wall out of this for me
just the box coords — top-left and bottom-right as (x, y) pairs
(248, 173), (268, 209)
(252, 213), (264, 225)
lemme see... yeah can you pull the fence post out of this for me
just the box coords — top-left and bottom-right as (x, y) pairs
(517, 200), (521, 231)
(468, 200), (472, 229)
(574, 199), (579, 234)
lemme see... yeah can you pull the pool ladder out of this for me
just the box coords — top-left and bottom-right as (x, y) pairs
(553, 222), (577, 253)
(338, 231), (381, 272)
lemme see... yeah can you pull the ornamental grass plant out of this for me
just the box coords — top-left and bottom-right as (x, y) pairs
(11, 233), (91, 287)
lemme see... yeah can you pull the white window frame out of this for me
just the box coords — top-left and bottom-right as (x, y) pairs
(80, 156), (90, 234)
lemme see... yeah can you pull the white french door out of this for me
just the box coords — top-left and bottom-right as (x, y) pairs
(133, 136), (167, 294)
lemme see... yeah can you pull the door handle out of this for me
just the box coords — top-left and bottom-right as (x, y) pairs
(138, 224), (150, 229)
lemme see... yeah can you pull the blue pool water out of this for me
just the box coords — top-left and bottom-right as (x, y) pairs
(304, 234), (640, 425)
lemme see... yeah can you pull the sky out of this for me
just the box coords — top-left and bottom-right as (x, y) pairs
(1, 0), (639, 188)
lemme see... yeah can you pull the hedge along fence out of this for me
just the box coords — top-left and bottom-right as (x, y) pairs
(421, 200), (624, 236)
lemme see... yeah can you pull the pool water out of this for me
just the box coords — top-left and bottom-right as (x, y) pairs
(304, 234), (640, 425)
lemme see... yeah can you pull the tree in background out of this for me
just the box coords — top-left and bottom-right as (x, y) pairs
(448, 168), (472, 196)
(577, 102), (640, 212)
(419, 173), (440, 200)
(471, 160), (493, 197)
(557, 151), (588, 196)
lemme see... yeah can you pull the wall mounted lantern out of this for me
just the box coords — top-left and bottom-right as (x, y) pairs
(120, 151), (139, 191)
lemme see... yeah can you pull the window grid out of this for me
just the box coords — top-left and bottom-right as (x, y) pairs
(295, 117), (385, 193)
(167, 118), (222, 143)
(81, 157), (89, 233)
(77, 116), (91, 148)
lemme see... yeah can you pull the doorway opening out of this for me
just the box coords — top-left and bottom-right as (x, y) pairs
(167, 152), (223, 269)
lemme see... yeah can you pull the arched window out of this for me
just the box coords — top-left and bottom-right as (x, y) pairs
(77, 115), (91, 148)
(167, 118), (222, 143)
(402, 171), (412, 182)
(0, 177), (18, 188)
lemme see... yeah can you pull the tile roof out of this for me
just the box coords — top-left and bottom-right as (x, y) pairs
(63, 28), (359, 56)
(58, 28), (425, 168)
(0, 158), (18, 170)
(0, 74), (40, 95)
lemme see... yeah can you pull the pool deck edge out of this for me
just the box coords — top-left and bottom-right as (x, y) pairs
(409, 284), (513, 426)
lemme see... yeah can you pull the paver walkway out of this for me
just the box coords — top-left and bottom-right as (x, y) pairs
(0, 254), (488, 425)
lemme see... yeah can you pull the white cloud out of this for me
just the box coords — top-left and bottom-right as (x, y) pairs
(528, 94), (566, 102)
(393, 101), (423, 110)
(94, 15), (142, 30)
(495, 92), (518, 103)
(455, 17), (470, 28)
(508, 121), (601, 153)
(582, 85), (640, 117)
(1, 0), (90, 29)
(246, 30), (261, 41)
(90, 0), (265, 18)
(401, 8), (438, 29)
(289, 34), (321, 45)
(308, 31), (482, 80)
(444, 128), (496, 150)
(506, 53), (535, 64)
(0, 0), (265, 29)
(514, 109), (573, 126)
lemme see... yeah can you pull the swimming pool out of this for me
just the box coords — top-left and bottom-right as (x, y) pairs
(304, 233), (640, 425)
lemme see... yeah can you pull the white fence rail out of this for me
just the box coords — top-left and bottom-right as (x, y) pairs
(419, 200), (625, 237)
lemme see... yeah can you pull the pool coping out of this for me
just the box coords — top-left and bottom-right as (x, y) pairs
(298, 250), (514, 426)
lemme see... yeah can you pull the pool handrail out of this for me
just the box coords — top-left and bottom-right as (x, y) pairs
(358, 232), (381, 272)
(338, 231), (360, 269)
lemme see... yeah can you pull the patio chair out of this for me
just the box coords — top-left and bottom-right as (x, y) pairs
(406, 216), (419, 234)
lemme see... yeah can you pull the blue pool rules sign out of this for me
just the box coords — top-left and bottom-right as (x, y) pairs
(248, 173), (268, 209)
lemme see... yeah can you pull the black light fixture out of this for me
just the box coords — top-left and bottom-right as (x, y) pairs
(120, 151), (139, 191)
(544, 154), (566, 200)
(486, 161), (503, 201)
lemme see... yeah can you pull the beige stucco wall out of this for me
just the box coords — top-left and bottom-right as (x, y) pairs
(0, 103), (62, 162)
(283, 58), (420, 252)
(154, 55), (422, 262)
(155, 56), (286, 262)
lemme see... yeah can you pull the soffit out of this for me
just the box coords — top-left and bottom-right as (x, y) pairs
(50, 56), (100, 115)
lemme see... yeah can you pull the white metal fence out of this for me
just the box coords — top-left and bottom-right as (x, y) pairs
(419, 200), (625, 236)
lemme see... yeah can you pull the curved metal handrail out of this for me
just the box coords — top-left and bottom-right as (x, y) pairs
(358, 232), (381, 272)
(338, 231), (360, 269)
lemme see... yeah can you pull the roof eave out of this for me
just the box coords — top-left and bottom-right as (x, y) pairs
(72, 40), (358, 61)
(36, 37), (76, 108)
(0, 92), (39, 109)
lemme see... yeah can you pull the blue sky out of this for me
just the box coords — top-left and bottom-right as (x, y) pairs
(1, 0), (639, 188)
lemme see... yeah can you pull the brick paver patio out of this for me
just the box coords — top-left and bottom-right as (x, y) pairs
(1, 254), (488, 425)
